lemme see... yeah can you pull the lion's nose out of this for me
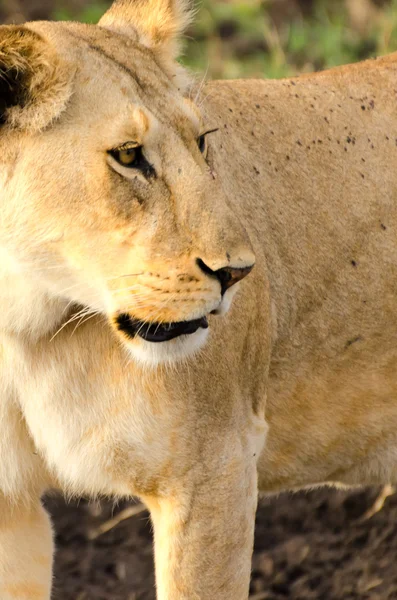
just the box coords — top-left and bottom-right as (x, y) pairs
(197, 259), (254, 295)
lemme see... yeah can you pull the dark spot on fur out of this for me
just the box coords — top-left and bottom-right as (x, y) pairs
(351, 260), (357, 267)
(345, 336), (363, 350)
(381, 223), (387, 231)
(361, 105), (366, 110)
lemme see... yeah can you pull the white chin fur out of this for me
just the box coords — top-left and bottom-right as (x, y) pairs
(126, 327), (209, 367)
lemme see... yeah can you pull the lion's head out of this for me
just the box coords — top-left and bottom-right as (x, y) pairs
(0, 0), (255, 365)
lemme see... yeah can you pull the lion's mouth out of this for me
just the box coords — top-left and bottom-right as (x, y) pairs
(116, 313), (209, 343)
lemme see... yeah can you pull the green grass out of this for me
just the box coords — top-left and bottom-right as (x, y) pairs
(52, 0), (397, 79)
(54, 2), (109, 23)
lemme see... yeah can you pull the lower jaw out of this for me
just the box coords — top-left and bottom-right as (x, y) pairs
(126, 327), (209, 366)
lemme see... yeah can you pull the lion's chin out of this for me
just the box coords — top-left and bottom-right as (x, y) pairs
(123, 327), (209, 367)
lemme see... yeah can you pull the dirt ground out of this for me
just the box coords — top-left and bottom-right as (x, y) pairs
(47, 486), (397, 599)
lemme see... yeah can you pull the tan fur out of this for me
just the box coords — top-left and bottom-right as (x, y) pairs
(99, 0), (194, 87)
(2, 1), (397, 599)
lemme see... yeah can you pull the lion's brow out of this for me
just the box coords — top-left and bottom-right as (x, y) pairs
(59, 25), (197, 146)
(60, 26), (146, 93)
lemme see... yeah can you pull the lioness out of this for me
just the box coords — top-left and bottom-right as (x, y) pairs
(1, 0), (397, 598)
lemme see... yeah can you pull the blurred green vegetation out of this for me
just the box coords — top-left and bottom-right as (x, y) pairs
(2, 0), (397, 79)
(54, 2), (108, 23)
(181, 0), (397, 79)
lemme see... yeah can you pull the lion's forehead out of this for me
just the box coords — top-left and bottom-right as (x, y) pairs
(31, 21), (200, 139)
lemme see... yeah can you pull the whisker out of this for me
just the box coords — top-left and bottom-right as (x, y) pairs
(57, 281), (87, 297)
(105, 272), (144, 282)
(194, 63), (210, 105)
(50, 304), (101, 342)
(71, 309), (101, 337)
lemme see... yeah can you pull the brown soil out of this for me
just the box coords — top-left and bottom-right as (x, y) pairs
(47, 486), (397, 599)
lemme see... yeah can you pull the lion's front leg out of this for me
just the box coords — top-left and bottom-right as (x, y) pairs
(145, 434), (259, 600)
(0, 496), (53, 600)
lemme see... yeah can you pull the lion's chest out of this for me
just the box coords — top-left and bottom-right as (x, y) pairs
(12, 339), (186, 498)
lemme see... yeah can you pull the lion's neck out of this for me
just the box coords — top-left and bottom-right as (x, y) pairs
(0, 249), (67, 341)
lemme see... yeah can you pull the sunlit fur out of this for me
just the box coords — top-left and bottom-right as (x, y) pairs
(3, 1), (397, 599)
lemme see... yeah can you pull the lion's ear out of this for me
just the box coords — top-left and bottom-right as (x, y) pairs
(99, 0), (194, 61)
(0, 26), (73, 132)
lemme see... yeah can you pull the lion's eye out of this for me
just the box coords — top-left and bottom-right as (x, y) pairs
(109, 145), (155, 178)
(197, 129), (218, 156)
(198, 134), (206, 154)
(112, 146), (139, 168)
